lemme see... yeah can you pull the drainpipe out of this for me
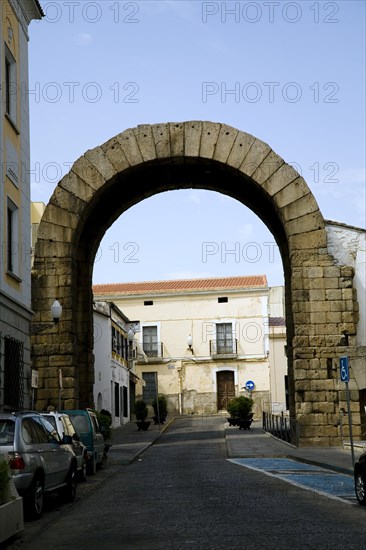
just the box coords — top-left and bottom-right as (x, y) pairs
(177, 363), (182, 414)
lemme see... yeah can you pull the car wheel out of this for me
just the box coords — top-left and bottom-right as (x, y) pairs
(87, 454), (97, 476)
(355, 471), (366, 505)
(79, 456), (87, 482)
(25, 475), (44, 520)
(62, 464), (77, 502)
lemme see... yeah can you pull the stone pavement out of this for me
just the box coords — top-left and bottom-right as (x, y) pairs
(107, 416), (366, 475)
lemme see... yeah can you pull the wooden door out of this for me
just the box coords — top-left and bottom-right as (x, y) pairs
(217, 371), (235, 411)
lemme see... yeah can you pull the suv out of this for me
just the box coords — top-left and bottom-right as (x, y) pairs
(354, 449), (366, 505)
(62, 409), (105, 475)
(41, 411), (88, 482)
(0, 411), (77, 519)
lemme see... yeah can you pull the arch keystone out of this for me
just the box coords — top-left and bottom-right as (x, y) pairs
(184, 121), (203, 158)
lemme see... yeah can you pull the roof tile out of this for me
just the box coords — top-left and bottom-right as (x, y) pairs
(93, 275), (268, 295)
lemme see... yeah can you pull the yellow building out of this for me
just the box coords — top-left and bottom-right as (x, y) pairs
(0, 1), (43, 411)
(94, 276), (288, 419)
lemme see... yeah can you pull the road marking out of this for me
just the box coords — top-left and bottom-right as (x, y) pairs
(228, 458), (356, 505)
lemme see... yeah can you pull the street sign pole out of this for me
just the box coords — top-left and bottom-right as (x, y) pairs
(345, 380), (355, 468)
(340, 356), (355, 468)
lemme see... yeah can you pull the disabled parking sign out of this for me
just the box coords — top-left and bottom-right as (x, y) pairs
(340, 356), (349, 382)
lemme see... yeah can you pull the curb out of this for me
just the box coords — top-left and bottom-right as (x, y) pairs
(127, 418), (175, 464)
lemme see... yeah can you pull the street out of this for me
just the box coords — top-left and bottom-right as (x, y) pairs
(5, 416), (366, 550)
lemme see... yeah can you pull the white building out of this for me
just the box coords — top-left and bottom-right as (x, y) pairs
(0, 1), (43, 411)
(93, 301), (140, 427)
(93, 276), (289, 419)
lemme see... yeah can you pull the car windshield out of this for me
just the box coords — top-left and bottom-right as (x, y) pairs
(69, 415), (88, 434)
(0, 420), (15, 445)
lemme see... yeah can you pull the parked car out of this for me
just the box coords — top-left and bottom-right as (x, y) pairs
(354, 449), (366, 505)
(0, 411), (77, 519)
(62, 409), (105, 475)
(41, 411), (88, 482)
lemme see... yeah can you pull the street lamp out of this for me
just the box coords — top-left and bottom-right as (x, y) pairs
(187, 334), (194, 354)
(31, 299), (62, 334)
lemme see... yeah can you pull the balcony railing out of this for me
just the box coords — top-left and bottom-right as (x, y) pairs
(142, 342), (164, 359)
(209, 339), (238, 356)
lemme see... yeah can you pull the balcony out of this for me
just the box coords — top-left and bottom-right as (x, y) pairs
(139, 342), (164, 363)
(210, 339), (238, 359)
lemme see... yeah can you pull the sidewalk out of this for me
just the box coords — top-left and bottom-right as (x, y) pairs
(107, 417), (366, 475)
(107, 418), (172, 465)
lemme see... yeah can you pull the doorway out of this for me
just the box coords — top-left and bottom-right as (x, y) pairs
(217, 371), (235, 411)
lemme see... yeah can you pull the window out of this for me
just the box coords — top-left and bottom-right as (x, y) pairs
(144, 300), (153, 306)
(6, 199), (19, 276)
(4, 336), (23, 409)
(218, 297), (228, 303)
(142, 372), (157, 403)
(143, 325), (158, 357)
(111, 326), (117, 353)
(216, 323), (233, 353)
(123, 386), (128, 418)
(114, 383), (120, 417)
(4, 46), (17, 122)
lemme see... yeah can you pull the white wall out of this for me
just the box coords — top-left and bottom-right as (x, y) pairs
(326, 223), (366, 346)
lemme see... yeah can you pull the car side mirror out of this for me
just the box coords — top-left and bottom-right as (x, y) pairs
(62, 435), (73, 445)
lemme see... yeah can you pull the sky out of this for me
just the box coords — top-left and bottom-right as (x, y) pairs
(28, 0), (365, 287)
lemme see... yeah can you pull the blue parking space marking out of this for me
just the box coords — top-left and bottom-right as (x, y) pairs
(285, 473), (354, 497)
(229, 458), (324, 472)
(228, 458), (356, 503)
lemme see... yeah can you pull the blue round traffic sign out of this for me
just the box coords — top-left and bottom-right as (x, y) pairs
(245, 380), (255, 391)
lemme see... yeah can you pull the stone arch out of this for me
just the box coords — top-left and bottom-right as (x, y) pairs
(32, 121), (361, 445)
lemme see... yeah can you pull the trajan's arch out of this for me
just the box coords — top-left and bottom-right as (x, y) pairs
(32, 121), (364, 446)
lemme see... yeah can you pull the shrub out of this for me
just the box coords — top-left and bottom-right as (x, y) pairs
(152, 395), (168, 419)
(134, 399), (148, 421)
(227, 396), (253, 419)
(94, 409), (112, 440)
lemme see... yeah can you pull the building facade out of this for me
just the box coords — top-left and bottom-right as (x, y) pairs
(93, 276), (288, 419)
(93, 301), (140, 427)
(0, 0), (43, 411)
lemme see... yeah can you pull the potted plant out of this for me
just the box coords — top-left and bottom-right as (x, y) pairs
(227, 396), (254, 430)
(134, 400), (151, 431)
(152, 395), (168, 425)
(226, 398), (240, 426)
(0, 456), (24, 544)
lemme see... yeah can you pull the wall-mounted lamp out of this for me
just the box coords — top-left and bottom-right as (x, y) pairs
(187, 334), (194, 354)
(31, 299), (62, 334)
(50, 300), (62, 324)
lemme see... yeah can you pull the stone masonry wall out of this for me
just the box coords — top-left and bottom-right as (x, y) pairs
(31, 121), (364, 445)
